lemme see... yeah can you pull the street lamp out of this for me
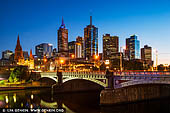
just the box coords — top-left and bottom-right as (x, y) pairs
(93, 55), (99, 71)
(120, 46), (126, 72)
(59, 59), (65, 70)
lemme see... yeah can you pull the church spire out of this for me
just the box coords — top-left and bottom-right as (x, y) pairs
(30, 49), (34, 60)
(17, 34), (21, 46)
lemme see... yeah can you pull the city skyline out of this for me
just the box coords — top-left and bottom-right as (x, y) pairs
(1, 0), (170, 65)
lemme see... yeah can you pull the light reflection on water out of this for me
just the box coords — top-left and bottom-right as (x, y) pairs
(0, 89), (170, 113)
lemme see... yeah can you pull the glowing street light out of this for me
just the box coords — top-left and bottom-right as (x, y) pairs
(60, 59), (65, 64)
(59, 59), (65, 70)
(94, 55), (99, 60)
(71, 54), (75, 59)
(105, 60), (110, 69)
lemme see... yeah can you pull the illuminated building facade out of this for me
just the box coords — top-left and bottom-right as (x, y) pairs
(125, 35), (140, 60)
(29, 49), (34, 69)
(76, 36), (84, 58)
(103, 34), (119, 60)
(35, 43), (53, 58)
(57, 17), (69, 57)
(75, 42), (82, 58)
(84, 16), (98, 60)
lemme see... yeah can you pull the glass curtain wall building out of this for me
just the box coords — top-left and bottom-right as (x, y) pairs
(126, 35), (140, 60)
(84, 16), (98, 60)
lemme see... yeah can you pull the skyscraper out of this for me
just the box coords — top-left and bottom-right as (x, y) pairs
(35, 43), (53, 58)
(103, 34), (119, 60)
(125, 35), (140, 60)
(14, 34), (24, 64)
(141, 45), (152, 61)
(57, 17), (68, 57)
(84, 16), (98, 60)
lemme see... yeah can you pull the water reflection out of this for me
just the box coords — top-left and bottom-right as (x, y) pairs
(0, 89), (170, 113)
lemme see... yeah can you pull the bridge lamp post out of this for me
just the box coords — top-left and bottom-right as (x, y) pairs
(94, 55), (99, 69)
(69, 54), (75, 71)
(120, 46), (125, 72)
(60, 59), (65, 71)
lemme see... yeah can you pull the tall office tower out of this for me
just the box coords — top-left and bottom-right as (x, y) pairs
(76, 36), (84, 58)
(2, 50), (13, 60)
(141, 45), (152, 61)
(57, 17), (68, 57)
(125, 35), (140, 60)
(84, 16), (98, 60)
(35, 43), (53, 58)
(103, 34), (119, 60)
(14, 34), (24, 64)
(68, 41), (76, 55)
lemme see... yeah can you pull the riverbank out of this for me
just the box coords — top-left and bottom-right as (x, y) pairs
(100, 84), (170, 105)
(0, 82), (51, 91)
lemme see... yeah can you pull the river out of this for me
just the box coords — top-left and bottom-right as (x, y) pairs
(0, 89), (170, 113)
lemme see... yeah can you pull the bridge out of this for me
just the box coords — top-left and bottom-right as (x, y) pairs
(34, 71), (170, 104)
(38, 71), (107, 92)
(36, 71), (170, 90)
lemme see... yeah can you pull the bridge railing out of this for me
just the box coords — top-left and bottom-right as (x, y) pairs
(113, 71), (170, 77)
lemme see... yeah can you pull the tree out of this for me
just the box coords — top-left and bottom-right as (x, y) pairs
(8, 66), (29, 83)
(157, 64), (165, 71)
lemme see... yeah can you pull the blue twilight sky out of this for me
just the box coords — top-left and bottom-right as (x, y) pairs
(1, 0), (170, 65)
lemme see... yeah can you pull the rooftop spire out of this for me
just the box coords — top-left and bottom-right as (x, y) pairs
(60, 17), (65, 28)
(90, 16), (92, 25)
(62, 16), (64, 26)
(17, 34), (20, 46)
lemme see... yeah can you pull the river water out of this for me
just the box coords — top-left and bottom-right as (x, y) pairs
(0, 89), (170, 113)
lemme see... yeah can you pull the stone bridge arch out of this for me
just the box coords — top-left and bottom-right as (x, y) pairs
(38, 77), (58, 86)
(63, 77), (107, 87)
(115, 79), (170, 88)
(54, 79), (105, 92)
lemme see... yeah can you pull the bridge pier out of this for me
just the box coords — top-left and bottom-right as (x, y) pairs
(57, 71), (63, 85)
(106, 70), (114, 89)
(100, 84), (170, 105)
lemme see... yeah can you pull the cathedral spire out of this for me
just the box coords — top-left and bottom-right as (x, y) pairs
(17, 34), (21, 46)
(30, 49), (34, 60)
